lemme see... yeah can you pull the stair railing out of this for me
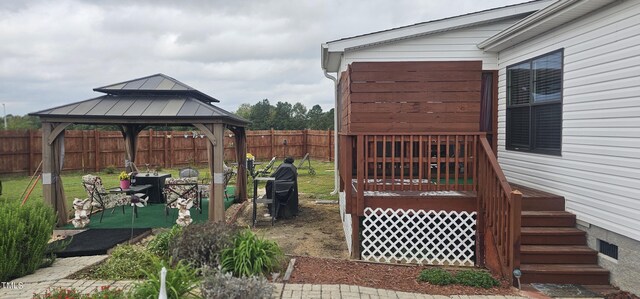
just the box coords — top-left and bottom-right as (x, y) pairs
(477, 136), (522, 283)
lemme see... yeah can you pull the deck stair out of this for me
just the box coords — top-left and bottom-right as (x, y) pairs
(515, 186), (610, 285)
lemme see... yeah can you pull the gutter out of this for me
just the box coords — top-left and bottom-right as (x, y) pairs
(323, 68), (339, 196)
(478, 0), (580, 51)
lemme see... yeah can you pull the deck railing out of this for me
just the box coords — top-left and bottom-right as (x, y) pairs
(477, 137), (521, 283)
(358, 132), (479, 192)
(340, 132), (480, 215)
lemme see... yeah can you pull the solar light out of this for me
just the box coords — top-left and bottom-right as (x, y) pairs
(513, 268), (522, 290)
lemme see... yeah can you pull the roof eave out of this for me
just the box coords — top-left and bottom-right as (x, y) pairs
(478, 0), (618, 52)
(321, 0), (553, 72)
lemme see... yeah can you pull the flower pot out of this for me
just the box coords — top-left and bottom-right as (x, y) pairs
(120, 180), (131, 190)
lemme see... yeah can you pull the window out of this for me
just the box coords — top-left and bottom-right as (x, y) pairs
(506, 50), (563, 155)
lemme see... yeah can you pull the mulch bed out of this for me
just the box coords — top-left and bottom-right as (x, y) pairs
(287, 256), (518, 296)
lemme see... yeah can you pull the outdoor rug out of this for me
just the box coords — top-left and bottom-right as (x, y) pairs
(62, 186), (235, 229)
(52, 228), (151, 257)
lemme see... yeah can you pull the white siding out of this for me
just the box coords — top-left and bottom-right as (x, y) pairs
(337, 18), (520, 75)
(496, 0), (640, 241)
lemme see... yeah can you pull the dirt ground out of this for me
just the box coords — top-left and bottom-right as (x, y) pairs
(234, 193), (348, 259)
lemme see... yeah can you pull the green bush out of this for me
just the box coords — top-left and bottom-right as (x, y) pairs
(148, 225), (183, 257)
(170, 221), (239, 269)
(454, 269), (500, 289)
(94, 244), (158, 279)
(128, 258), (200, 299)
(0, 199), (56, 281)
(200, 269), (274, 299)
(417, 268), (455, 286)
(221, 229), (283, 277)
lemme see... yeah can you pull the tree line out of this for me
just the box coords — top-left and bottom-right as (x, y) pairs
(235, 99), (334, 130)
(0, 99), (334, 131)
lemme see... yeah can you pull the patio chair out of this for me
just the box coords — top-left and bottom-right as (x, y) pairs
(199, 162), (236, 201)
(164, 177), (201, 216)
(179, 167), (199, 178)
(254, 156), (276, 177)
(81, 174), (147, 223)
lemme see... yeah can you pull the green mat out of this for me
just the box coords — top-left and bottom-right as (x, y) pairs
(63, 186), (236, 229)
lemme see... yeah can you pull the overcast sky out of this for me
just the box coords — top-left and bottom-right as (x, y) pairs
(0, 0), (529, 116)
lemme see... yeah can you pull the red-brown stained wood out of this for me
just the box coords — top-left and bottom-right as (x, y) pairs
(350, 61), (482, 72)
(365, 196), (476, 212)
(340, 61), (482, 134)
(350, 81), (481, 93)
(349, 92), (481, 103)
(351, 102), (480, 114)
(350, 70), (480, 82)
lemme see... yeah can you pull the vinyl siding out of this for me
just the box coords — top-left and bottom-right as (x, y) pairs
(496, 0), (640, 241)
(337, 18), (521, 75)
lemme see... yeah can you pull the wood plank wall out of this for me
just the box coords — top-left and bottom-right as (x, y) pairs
(0, 129), (334, 175)
(342, 61), (482, 133)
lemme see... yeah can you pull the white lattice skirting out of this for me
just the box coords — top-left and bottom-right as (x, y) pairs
(339, 192), (353, 254)
(362, 208), (476, 266)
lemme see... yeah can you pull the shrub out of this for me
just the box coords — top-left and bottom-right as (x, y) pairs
(0, 199), (56, 281)
(200, 270), (274, 299)
(170, 221), (239, 269)
(128, 258), (200, 299)
(454, 269), (500, 289)
(221, 229), (283, 277)
(148, 225), (183, 257)
(32, 286), (125, 299)
(94, 244), (158, 279)
(417, 268), (455, 286)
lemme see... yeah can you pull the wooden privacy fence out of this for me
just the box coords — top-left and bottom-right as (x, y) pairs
(0, 129), (334, 175)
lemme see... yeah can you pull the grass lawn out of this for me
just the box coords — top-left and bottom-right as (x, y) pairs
(0, 159), (337, 214)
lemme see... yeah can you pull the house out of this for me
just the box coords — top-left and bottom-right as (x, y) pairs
(321, 0), (640, 294)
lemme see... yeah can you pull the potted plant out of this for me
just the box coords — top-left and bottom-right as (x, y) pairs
(119, 171), (131, 189)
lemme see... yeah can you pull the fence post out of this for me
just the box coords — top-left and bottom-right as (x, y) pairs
(94, 129), (100, 172)
(81, 130), (87, 172)
(28, 129), (34, 174)
(328, 130), (332, 161)
(169, 132), (174, 168)
(302, 129), (308, 155)
(148, 129), (153, 166)
(163, 132), (168, 168)
(270, 128), (275, 158)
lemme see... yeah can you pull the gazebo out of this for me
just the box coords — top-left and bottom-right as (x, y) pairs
(29, 74), (249, 226)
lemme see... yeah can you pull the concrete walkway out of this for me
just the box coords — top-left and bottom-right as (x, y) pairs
(273, 283), (527, 299)
(0, 255), (137, 299)
(2, 256), (530, 299)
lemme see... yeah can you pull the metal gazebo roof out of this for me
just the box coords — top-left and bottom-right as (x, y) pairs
(30, 74), (248, 126)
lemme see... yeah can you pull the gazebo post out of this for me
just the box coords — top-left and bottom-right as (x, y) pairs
(41, 122), (70, 226)
(232, 127), (247, 202)
(203, 123), (226, 222)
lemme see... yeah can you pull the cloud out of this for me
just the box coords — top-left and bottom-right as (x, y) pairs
(0, 0), (528, 116)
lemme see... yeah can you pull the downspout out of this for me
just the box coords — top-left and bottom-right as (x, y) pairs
(323, 69), (339, 195)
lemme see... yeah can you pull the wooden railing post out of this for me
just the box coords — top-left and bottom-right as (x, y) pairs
(356, 134), (364, 216)
(509, 190), (522, 281)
